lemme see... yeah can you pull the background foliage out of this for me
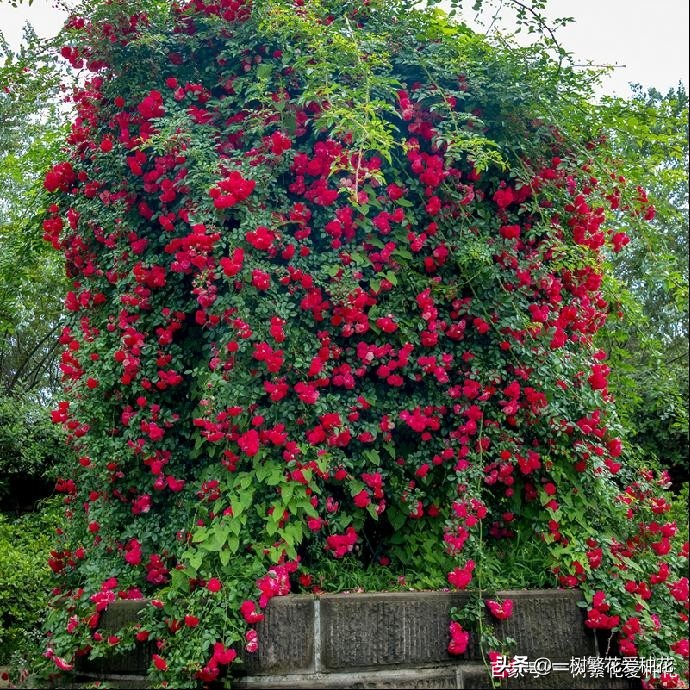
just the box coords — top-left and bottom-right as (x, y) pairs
(0, 499), (62, 664)
(596, 85), (689, 481)
(0, 24), (71, 510)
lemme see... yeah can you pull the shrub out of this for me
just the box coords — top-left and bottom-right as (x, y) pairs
(0, 396), (67, 512)
(39, 0), (688, 687)
(0, 499), (63, 665)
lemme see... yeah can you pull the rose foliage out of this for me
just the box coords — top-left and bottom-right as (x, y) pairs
(40, 0), (688, 686)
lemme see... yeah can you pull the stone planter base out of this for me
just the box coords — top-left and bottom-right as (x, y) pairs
(75, 590), (637, 689)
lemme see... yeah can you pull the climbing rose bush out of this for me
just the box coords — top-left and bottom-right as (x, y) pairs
(40, 0), (687, 686)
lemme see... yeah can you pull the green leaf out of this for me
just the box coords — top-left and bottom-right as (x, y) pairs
(186, 551), (204, 570)
(387, 507), (406, 531)
(256, 63), (272, 80)
(281, 482), (295, 506)
(170, 568), (190, 593)
(363, 449), (380, 465)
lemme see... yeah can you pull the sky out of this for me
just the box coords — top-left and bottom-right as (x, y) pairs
(462, 0), (689, 97)
(1, 0), (688, 98)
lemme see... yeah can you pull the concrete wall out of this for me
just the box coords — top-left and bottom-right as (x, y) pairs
(77, 590), (637, 689)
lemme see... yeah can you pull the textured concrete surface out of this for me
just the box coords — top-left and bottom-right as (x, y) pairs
(319, 591), (475, 669)
(241, 595), (315, 674)
(235, 667), (460, 689)
(73, 591), (640, 689)
(76, 600), (151, 675)
(489, 589), (596, 659)
(98, 599), (148, 631)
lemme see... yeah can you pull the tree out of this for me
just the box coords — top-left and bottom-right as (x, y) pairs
(0, 24), (68, 403)
(595, 85), (689, 481)
(0, 26), (66, 346)
(0, 25), (72, 511)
